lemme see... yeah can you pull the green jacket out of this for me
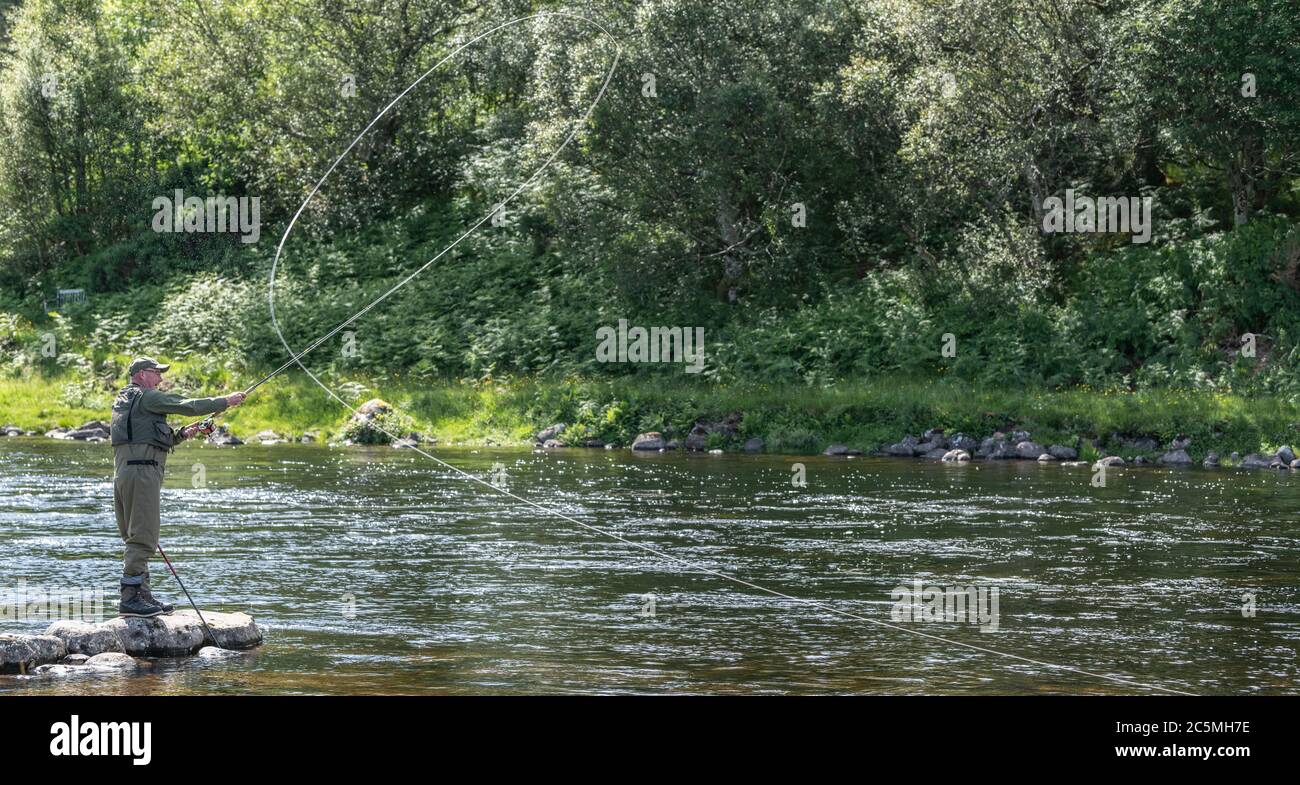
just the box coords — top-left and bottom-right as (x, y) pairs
(110, 384), (229, 451)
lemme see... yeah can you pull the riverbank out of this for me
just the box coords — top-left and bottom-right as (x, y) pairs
(3, 369), (1298, 464)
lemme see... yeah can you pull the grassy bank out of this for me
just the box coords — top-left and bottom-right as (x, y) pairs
(3, 366), (1298, 462)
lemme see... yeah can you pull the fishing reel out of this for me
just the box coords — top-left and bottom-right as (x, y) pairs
(189, 416), (216, 439)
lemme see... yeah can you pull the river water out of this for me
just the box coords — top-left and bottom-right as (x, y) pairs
(1, 438), (1297, 695)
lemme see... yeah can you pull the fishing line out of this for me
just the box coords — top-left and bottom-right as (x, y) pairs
(259, 12), (1195, 696)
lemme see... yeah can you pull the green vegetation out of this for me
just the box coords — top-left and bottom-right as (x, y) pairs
(0, 1), (1298, 457)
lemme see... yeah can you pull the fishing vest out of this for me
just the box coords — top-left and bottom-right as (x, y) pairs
(110, 385), (175, 451)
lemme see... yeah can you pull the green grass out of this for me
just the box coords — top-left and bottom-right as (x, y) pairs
(3, 367), (1296, 459)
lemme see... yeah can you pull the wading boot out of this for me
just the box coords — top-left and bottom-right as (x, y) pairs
(139, 571), (175, 614)
(119, 581), (167, 618)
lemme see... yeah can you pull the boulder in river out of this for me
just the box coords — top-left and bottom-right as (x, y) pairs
(0, 633), (66, 674)
(45, 427), (71, 440)
(920, 430), (949, 450)
(1239, 453), (1272, 469)
(1277, 445), (1296, 464)
(941, 449), (970, 462)
(923, 448), (948, 459)
(208, 426), (243, 446)
(632, 432), (666, 451)
(1203, 452), (1220, 468)
(1014, 441), (1045, 460)
(948, 433), (978, 453)
(1158, 449), (1194, 466)
(255, 429), (284, 445)
(913, 438), (946, 456)
(44, 610), (261, 657)
(1048, 444), (1078, 460)
(1093, 456), (1124, 469)
(2, 423), (21, 437)
(66, 420), (110, 441)
(886, 436), (919, 456)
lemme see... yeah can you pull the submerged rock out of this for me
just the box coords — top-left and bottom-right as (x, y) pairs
(42, 610), (262, 657)
(823, 444), (862, 456)
(84, 652), (138, 671)
(197, 646), (242, 659)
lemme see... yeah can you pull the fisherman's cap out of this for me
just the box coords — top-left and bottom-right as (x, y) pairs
(128, 357), (170, 376)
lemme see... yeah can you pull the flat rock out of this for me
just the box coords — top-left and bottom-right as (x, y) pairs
(823, 444), (862, 456)
(43, 610), (261, 657)
(0, 633), (67, 674)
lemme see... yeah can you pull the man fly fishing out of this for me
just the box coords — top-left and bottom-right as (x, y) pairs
(109, 358), (246, 617)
